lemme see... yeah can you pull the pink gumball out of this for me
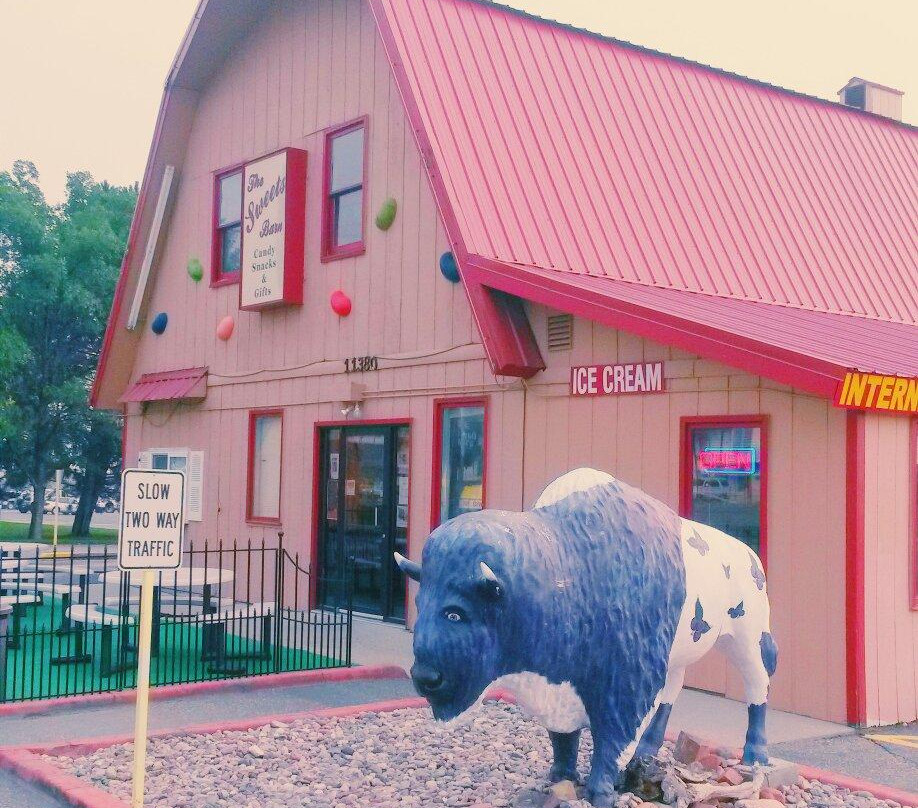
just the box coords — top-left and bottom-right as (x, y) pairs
(330, 290), (352, 317)
(216, 315), (235, 341)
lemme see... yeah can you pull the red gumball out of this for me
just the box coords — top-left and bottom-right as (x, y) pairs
(216, 315), (235, 341)
(330, 290), (352, 317)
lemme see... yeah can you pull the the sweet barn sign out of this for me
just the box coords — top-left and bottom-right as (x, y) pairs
(240, 147), (308, 310)
(570, 362), (665, 397)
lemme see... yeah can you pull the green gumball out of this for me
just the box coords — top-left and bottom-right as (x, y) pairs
(375, 198), (397, 231)
(187, 257), (204, 282)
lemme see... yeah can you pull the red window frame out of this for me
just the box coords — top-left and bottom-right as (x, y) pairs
(430, 397), (488, 531)
(910, 417), (918, 610)
(321, 117), (368, 262)
(679, 415), (769, 567)
(211, 162), (245, 286)
(246, 409), (284, 525)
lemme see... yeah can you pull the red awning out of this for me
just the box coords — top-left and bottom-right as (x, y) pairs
(119, 367), (208, 404)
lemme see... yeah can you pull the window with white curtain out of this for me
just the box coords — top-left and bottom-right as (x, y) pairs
(249, 412), (282, 521)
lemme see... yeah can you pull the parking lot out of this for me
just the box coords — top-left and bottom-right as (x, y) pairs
(0, 507), (120, 530)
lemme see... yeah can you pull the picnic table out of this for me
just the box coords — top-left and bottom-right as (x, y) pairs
(0, 594), (40, 649)
(97, 567), (236, 660)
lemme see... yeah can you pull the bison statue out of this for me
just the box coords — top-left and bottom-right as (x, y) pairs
(395, 468), (777, 807)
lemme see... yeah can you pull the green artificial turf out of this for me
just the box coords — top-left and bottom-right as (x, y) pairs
(2, 595), (346, 702)
(0, 520), (118, 544)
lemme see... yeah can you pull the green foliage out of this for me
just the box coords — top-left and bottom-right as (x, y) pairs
(0, 162), (136, 538)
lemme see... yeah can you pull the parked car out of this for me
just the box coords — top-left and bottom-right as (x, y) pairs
(43, 496), (78, 515)
(95, 497), (118, 514)
(15, 491), (33, 513)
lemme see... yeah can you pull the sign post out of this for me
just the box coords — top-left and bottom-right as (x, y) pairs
(118, 468), (186, 808)
(53, 469), (63, 549)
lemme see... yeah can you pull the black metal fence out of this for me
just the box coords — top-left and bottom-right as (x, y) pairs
(0, 537), (352, 703)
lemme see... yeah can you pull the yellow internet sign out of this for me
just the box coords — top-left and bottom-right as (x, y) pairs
(835, 372), (918, 415)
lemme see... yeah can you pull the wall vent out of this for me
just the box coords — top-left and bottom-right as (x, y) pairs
(546, 313), (574, 351)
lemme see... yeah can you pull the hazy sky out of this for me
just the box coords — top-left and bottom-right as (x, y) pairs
(1, 0), (914, 205)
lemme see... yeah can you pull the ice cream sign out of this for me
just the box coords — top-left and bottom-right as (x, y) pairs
(240, 148), (307, 310)
(570, 362), (664, 397)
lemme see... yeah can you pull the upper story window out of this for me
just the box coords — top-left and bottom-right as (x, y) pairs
(322, 119), (366, 261)
(212, 167), (243, 284)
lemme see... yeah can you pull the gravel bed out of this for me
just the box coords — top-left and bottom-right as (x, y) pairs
(46, 702), (913, 808)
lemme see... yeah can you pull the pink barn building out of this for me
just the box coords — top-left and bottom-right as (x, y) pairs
(92, 0), (918, 726)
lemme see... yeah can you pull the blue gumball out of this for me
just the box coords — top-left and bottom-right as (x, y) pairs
(439, 251), (460, 283)
(151, 312), (168, 335)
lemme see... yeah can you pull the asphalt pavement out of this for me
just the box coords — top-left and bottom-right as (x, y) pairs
(0, 508), (120, 530)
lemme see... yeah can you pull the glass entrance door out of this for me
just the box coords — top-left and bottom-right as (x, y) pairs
(317, 424), (408, 622)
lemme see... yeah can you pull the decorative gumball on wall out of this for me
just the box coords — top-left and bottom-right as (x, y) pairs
(439, 251), (460, 283)
(216, 315), (235, 341)
(187, 257), (204, 282)
(330, 290), (352, 317)
(151, 312), (168, 334)
(375, 197), (398, 231)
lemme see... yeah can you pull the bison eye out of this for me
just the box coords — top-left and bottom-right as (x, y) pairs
(443, 608), (465, 623)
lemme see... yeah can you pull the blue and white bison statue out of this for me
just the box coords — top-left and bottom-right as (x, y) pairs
(395, 468), (777, 807)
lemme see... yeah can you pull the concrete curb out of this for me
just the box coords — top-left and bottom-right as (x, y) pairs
(0, 696), (430, 808)
(2, 692), (915, 808)
(0, 664), (408, 718)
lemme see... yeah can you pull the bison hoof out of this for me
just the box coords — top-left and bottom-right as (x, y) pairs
(742, 744), (768, 765)
(585, 787), (618, 808)
(548, 764), (579, 784)
(585, 776), (618, 808)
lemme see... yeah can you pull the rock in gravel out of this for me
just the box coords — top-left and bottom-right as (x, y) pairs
(759, 787), (786, 804)
(550, 780), (578, 801)
(736, 801), (786, 808)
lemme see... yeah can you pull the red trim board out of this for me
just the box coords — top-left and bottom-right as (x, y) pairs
(245, 408), (284, 526)
(845, 411), (867, 724)
(238, 147), (308, 311)
(679, 415), (769, 569)
(365, 0), (544, 380)
(910, 417), (918, 611)
(320, 116), (369, 263)
(429, 397), (489, 532)
(210, 159), (245, 287)
(465, 256), (845, 398)
(310, 418), (413, 613)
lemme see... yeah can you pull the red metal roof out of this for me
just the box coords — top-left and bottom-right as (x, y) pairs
(119, 367), (208, 404)
(467, 257), (918, 396)
(372, 0), (918, 332)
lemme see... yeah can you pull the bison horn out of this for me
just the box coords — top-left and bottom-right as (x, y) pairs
(479, 562), (503, 598)
(394, 552), (421, 582)
(480, 562), (499, 582)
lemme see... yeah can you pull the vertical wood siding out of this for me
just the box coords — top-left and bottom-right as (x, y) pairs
(132, 0), (477, 386)
(862, 413), (918, 724)
(521, 304), (849, 721)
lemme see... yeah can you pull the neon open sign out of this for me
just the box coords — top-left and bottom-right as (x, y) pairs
(697, 448), (757, 475)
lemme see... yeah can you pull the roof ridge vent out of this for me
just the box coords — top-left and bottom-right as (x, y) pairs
(839, 77), (903, 121)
